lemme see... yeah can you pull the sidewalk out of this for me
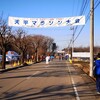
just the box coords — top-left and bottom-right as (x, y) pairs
(0, 64), (23, 73)
(0, 61), (34, 73)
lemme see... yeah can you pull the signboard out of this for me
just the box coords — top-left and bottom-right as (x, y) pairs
(8, 16), (85, 28)
(57, 50), (65, 53)
(72, 52), (90, 58)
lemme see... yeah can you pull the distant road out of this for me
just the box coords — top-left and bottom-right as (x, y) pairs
(0, 59), (99, 100)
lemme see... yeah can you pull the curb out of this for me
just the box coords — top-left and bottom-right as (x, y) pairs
(0, 63), (35, 73)
(0, 65), (24, 73)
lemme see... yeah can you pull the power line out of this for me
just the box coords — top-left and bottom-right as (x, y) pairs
(72, 0), (75, 16)
(68, 0), (100, 49)
(67, 0), (89, 49)
(74, 0), (89, 34)
(74, 0), (100, 42)
(80, 0), (89, 15)
(65, 0), (100, 49)
(95, 0), (99, 6)
(94, 0), (100, 9)
(74, 12), (90, 42)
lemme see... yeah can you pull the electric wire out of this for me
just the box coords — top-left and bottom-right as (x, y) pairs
(67, 0), (100, 49)
(74, 12), (90, 42)
(67, 0), (89, 49)
(74, 0), (100, 42)
(94, 0), (100, 9)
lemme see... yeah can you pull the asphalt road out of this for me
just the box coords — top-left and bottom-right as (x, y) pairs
(0, 59), (99, 100)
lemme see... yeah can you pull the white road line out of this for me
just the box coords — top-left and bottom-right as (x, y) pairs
(45, 65), (49, 68)
(26, 71), (39, 79)
(67, 66), (80, 100)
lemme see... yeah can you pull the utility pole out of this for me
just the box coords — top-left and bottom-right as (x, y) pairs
(72, 30), (74, 60)
(70, 27), (74, 60)
(90, 0), (94, 76)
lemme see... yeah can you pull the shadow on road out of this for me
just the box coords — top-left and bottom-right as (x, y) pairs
(0, 83), (98, 100)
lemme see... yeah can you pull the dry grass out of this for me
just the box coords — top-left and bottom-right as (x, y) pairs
(73, 61), (90, 75)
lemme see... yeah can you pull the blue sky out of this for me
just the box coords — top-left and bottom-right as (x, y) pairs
(0, 0), (100, 50)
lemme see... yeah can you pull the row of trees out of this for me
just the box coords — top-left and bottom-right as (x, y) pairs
(64, 46), (100, 54)
(0, 17), (56, 69)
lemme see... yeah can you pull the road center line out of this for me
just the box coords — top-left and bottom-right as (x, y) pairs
(26, 71), (39, 79)
(45, 65), (49, 68)
(67, 65), (80, 100)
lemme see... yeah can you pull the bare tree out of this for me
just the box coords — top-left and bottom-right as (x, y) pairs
(13, 29), (31, 65)
(0, 18), (13, 69)
(30, 35), (43, 62)
(30, 35), (54, 62)
(42, 36), (54, 53)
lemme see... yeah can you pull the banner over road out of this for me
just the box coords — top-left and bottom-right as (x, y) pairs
(8, 16), (85, 28)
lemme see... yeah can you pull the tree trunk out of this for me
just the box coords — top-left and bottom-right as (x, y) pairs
(2, 48), (6, 69)
(21, 52), (24, 66)
(35, 49), (37, 63)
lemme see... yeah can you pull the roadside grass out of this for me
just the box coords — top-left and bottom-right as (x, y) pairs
(73, 61), (90, 75)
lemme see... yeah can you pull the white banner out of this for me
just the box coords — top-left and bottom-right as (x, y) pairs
(8, 16), (85, 28)
(72, 52), (90, 58)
